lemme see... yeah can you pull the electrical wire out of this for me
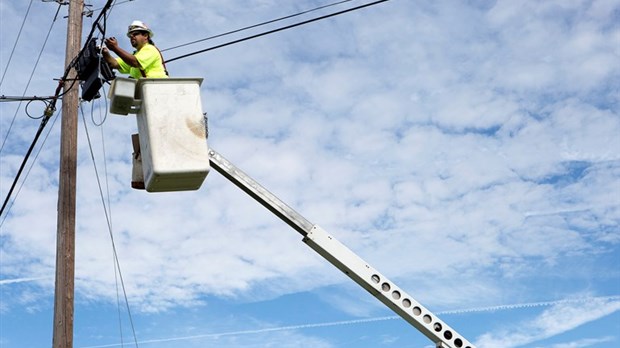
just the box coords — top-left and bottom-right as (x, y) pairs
(1, 1), (138, 344)
(0, 75), (80, 219)
(0, 107), (60, 229)
(93, 79), (124, 348)
(2, 0), (390, 339)
(79, 103), (139, 348)
(79, 5), (133, 343)
(160, 0), (355, 53)
(92, 90), (127, 347)
(0, 90), (58, 217)
(0, 2), (64, 155)
(114, 254), (126, 348)
(25, 99), (51, 120)
(92, 0), (135, 13)
(2, 0), (390, 217)
(165, 0), (390, 64)
(82, 0), (115, 43)
(90, 85), (109, 126)
(0, 0), (35, 89)
(1, 0), (116, 219)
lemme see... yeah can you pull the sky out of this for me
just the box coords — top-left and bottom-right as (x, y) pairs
(0, 0), (619, 347)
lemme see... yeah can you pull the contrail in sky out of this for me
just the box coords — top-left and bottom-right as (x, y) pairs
(0, 276), (50, 285)
(79, 295), (620, 348)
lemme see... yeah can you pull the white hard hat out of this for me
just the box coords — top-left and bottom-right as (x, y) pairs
(127, 20), (154, 38)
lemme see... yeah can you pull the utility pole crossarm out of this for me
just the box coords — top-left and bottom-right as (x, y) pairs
(207, 148), (475, 348)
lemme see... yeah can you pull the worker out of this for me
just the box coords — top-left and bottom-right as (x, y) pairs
(102, 20), (168, 79)
(103, 20), (168, 190)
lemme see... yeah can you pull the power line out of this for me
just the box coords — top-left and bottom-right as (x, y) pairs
(0, 0), (117, 219)
(92, 0), (135, 13)
(1, 0), (388, 217)
(0, 76), (71, 218)
(165, 0), (390, 64)
(80, 103), (139, 348)
(0, 3), (64, 155)
(0, 0), (35, 89)
(0, 50), (83, 217)
(0, 98), (57, 217)
(0, 106), (60, 229)
(0, 0), (75, 219)
(160, 0), (355, 53)
(91, 90), (128, 348)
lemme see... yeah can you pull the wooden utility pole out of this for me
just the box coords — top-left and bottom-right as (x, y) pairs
(53, 0), (83, 347)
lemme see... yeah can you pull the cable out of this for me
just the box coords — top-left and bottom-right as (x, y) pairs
(160, 0), (355, 52)
(0, 108), (60, 229)
(82, 0), (115, 44)
(0, 101), (56, 217)
(1, 0), (388, 216)
(92, 0), (135, 13)
(0, 2), (63, 155)
(25, 99), (51, 120)
(0, 77), (80, 219)
(90, 85), (109, 126)
(165, 0), (389, 64)
(0, 0), (116, 219)
(79, 104), (140, 348)
(93, 93), (126, 347)
(0, 0), (35, 89)
(91, 84), (129, 346)
(64, 0), (116, 77)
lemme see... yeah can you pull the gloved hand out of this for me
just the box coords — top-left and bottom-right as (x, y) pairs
(104, 37), (119, 52)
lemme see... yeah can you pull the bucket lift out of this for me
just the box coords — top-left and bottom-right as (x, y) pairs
(109, 77), (210, 192)
(108, 78), (475, 348)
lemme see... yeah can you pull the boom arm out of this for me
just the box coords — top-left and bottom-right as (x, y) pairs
(208, 149), (475, 348)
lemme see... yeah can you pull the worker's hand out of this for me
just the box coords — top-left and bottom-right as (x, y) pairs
(104, 37), (119, 51)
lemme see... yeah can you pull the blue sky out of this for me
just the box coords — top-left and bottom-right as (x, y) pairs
(1, 0), (619, 347)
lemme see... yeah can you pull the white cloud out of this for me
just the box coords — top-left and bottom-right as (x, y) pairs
(541, 336), (615, 348)
(475, 297), (620, 348)
(1, 1), (618, 346)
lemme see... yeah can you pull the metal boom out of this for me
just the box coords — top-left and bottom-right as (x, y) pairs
(208, 149), (475, 348)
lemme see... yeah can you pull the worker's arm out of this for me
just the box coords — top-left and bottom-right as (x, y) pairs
(104, 37), (141, 68)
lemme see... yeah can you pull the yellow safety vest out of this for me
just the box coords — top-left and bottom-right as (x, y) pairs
(116, 43), (168, 79)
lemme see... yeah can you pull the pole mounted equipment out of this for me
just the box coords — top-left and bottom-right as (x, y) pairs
(76, 38), (115, 101)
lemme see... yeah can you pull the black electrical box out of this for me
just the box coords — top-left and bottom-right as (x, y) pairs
(77, 38), (115, 101)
